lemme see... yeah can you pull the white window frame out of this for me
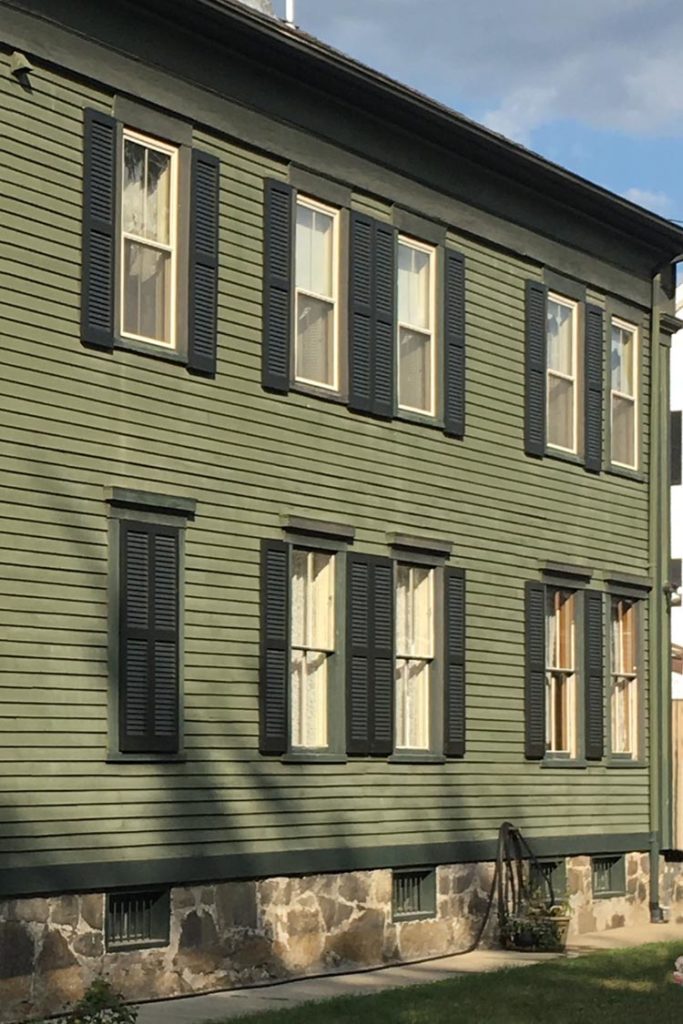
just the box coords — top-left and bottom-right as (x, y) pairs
(294, 195), (340, 392)
(290, 548), (336, 751)
(546, 293), (579, 455)
(610, 597), (639, 758)
(120, 128), (179, 350)
(545, 588), (577, 757)
(610, 317), (639, 471)
(397, 236), (437, 418)
(395, 564), (434, 752)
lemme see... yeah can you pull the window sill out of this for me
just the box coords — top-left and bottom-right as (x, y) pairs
(541, 757), (587, 769)
(544, 447), (584, 468)
(291, 381), (347, 406)
(281, 752), (348, 764)
(106, 751), (187, 764)
(395, 409), (444, 432)
(392, 912), (437, 923)
(605, 756), (646, 768)
(605, 464), (645, 484)
(388, 754), (447, 764)
(114, 337), (187, 367)
(593, 891), (627, 900)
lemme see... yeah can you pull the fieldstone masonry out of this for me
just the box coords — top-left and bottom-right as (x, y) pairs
(2, 854), (682, 1023)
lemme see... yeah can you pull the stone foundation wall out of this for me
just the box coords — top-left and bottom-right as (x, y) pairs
(1, 854), (681, 1023)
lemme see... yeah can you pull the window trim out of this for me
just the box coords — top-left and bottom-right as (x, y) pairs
(545, 586), (579, 758)
(106, 500), (189, 764)
(606, 592), (644, 765)
(290, 547), (337, 752)
(119, 127), (180, 351)
(392, 867), (437, 922)
(542, 583), (586, 765)
(294, 194), (341, 394)
(546, 291), (580, 456)
(609, 315), (639, 472)
(397, 235), (437, 418)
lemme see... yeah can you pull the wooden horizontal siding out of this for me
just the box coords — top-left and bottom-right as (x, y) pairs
(0, 52), (655, 889)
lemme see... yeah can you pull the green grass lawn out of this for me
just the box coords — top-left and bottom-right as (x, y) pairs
(204, 942), (683, 1024)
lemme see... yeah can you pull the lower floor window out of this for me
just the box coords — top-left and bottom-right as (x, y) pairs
(392, 867), (437, 920)
(291, 548), (335, 749)
(395, 564), (434, 750)
(105, 889), (170, 950)
(610, 597), (639, 757)
(545, 588), (577, 756)
(591, 855), (626, 897)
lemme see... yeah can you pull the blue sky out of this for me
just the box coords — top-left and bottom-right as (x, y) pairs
(270, 0), (683, 224)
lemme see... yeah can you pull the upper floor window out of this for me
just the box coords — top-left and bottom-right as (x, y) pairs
(395, 564), (434, 751)
(546, 294), (579, 454)
(545, 587), (577, 756)
(290, 548), (336, 750)
(295, 197), (339, 391)
(121, 130), (179, 349)
(397, 238), (436, 416)
(610, 318), (638, 470)
(610, 597), (639, 757)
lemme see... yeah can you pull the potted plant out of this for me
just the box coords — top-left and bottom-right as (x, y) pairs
(500, 894), (570, 952)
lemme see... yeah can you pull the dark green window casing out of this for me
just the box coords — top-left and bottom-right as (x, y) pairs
(105, 889), (170, 951)
(392, 868), (436, 921)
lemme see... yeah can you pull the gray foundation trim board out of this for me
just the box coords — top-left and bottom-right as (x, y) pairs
(0, 3), (665, 305)
(0, 832), (651, 899)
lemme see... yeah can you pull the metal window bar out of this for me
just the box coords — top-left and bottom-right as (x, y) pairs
(106, 890), (168, 949)
(393, 870), (431, 918)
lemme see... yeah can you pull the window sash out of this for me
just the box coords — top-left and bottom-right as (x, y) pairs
(120, 129), (178, 349)
(545, 670), (576, 755)
(610, 597), (639, 755)
(395, 565), (434, 751)
(545, 587), (577, 756)
(546, 293), (578, 453)
(397, 237), (436, 416)
(290, 549), (335, 750)
(294, 196), (339, 391)
(610, 318), (638, 468)
(395, 658), (431, 751)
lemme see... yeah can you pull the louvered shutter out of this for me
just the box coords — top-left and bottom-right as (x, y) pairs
(347, 554), (395, 755)
(349, 214), (396, 418)
(584, 304), (604, 473)
(188, 149), (220, 377)
(444, 567), (466, 756)
(260, 540), (290, 754)
(372, 223), (396, 419)
(263, 180), (294, 393)
(525, 281), (548, 457)
(349, 212), (374, 414)
(584, 590), (604, 760)
(120, 522), (179, 753)
(443, 250), (466, 438)
(82, 109), (117, 350)
(525, 581), (546, 759)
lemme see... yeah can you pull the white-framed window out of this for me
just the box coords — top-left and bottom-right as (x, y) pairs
(295, 196), (339, 391)
(546, 294), (579, 453)
(610, 318), (638, 469)
(290, 549), (335, 749)
(545, 588), (577, 756)
(121, 129), (178, 348)
(610, 597), (639, 757)
(397, 237), (436, 416)
(395, 564), (434, 751)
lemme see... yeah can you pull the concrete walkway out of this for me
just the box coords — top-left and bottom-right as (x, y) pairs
(136, 921), (683, 1024)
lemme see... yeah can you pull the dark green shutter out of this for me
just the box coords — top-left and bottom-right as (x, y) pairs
(672, 410), (682, 487)
(372, 222), (396, 419)
(584, 304), (604, 473)
(349, 214), (396, 418)
(584, 590), (604, 760)
(525, 581), (546, 759)
(120, 522), (179, 754)
(82, 108), (117, 351)
(347, 554), (394, 755)
(525, 281), (547, 457)
(259, 540), (290, 754)
(443, 250), (466, 438)
(188, 149), (220, 377)
(349, 212), (375, 414)
(444, 567), (466, 756)
(262, 180), (294, 393)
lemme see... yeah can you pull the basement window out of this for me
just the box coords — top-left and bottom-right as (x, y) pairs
(529, 858), (567, 904)
(392, 868), (436, 921)
(105, 889), (171, 951)
(591, 856), (626, 898)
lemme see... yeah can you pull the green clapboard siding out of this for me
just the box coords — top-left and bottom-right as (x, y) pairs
(0, 49), (655, 889)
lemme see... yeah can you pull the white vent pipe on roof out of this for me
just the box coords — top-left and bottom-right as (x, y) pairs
(285, 0), (295, 25)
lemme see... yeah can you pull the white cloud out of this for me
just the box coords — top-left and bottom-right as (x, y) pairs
(295, 0), (683, 143)
(622, 187), (674, 216)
